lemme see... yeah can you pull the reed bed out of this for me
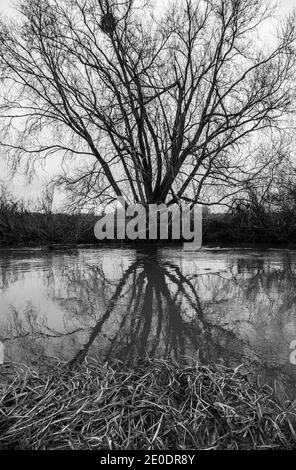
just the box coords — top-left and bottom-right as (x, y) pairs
(0, 358), (296, 450)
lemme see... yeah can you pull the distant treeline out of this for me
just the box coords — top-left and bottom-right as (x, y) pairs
(1, 192), (296, 247)
(0, 193), (96, 246)
(203, 210), (296, 246)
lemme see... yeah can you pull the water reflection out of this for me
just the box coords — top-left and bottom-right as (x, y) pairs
(1, 247), (296, 395)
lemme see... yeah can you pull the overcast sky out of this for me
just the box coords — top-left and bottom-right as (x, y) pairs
(0, 0), (14, 14)
(2, 0), (296, 14)
(1, 0), (296, 205)
(277, 0), (296, 12)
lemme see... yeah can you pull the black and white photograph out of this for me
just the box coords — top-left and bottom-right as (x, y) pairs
(1, 0), (296, 456)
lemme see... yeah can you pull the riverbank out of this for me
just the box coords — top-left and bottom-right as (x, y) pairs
(1, 205), (296, 247)
(0, 187), (293, 246)
(1, 184), (296, 247)
(0, 358), (295, 450)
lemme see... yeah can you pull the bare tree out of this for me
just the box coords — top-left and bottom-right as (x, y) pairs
(36, 185), (55, 214)
(0, 0), (295, 209)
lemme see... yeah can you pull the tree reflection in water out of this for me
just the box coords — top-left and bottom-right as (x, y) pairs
(1, 247), (296, 399)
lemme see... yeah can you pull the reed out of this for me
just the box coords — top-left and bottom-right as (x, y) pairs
(0, 187), (95, 246)
(0, 358), (296, 450)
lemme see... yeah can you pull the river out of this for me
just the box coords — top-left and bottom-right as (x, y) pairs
(1, 245), (296, 397)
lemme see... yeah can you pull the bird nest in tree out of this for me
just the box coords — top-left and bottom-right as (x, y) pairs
(100, 12), (117, 34)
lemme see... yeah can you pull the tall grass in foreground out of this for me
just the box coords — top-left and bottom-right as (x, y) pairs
(0, 358), (296, 450)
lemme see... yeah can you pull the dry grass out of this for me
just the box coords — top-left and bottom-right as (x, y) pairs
(0, 358), (296, 450)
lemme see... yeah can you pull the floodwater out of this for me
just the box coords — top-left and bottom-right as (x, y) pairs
(1, 245), (296, 395)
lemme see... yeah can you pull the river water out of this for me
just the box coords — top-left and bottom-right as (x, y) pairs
(1, 245), (296, 395)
